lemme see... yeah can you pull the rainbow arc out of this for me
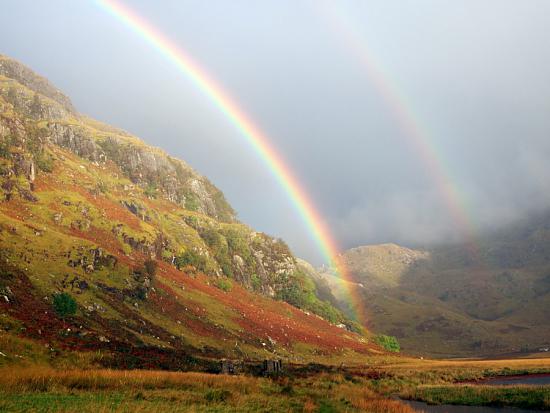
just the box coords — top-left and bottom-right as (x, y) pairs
(97, 0), (368, 325)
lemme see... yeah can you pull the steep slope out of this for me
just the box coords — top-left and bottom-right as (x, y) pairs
(0, 54), (371, 368)
(321, 232), (550, 357)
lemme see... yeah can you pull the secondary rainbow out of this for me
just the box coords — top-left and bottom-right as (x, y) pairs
(318, 4), (480, 257)
(97, 0), (368, 324)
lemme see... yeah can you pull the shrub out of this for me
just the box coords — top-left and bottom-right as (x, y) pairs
(251, 274), (261, 291)
(222, 228), (253, 267)
(35, 152), (54, 172)
(214, 278), (232, 292)
(52, 292), (77, 318)
(175, 250), (210, 273)
(144, 184), (157, 199)
(374, 334), (400, 352)
(135, 286), (148, 301)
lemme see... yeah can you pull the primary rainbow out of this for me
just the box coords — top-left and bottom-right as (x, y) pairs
(97, 0), (369, 325)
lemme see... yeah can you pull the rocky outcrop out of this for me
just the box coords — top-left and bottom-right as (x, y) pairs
(47, 123), (104, 162)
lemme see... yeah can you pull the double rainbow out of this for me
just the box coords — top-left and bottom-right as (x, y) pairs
(97, 0), (368, 325)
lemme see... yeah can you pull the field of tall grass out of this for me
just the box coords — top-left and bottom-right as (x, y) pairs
(0, 367), (418, 413)
(1, 357), (549, 412)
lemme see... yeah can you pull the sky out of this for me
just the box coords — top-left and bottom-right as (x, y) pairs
(2, 0), (550, 264)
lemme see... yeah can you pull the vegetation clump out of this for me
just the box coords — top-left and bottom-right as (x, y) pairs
(277, 270), (348, 325)
(52, 292), (77, 318)
(214, 278), (232, 292)
(374, 334), (400, 352)
(175, 250), (211, 274)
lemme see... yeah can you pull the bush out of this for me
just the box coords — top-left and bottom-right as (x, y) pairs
(374, 334), (400, 352)
(214, 278), (232, 292)
(175, 250), (210, 273)
(144, 184), (157, 199)
(35, 152), (54, 172)
(52, 292), (77, 318)
(222, 228), (252, 264)
(251, 274), (261, 291)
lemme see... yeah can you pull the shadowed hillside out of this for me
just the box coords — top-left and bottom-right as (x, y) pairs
(320, 226), (550, 357)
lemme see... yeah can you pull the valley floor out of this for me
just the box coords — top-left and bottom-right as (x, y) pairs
(1, 357), (549, 412)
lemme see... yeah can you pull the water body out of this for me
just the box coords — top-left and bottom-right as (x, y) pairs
(402, 400), (542, 413)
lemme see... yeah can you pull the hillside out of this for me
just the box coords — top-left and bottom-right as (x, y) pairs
(0, 54), (372, 369)
(321, 230), (550, 357)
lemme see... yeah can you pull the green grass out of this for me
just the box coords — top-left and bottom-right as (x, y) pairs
(0, 390), (306, 413)
(403, 385), (550, 410)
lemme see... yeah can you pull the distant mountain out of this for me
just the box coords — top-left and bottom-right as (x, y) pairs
(0, 54), (372, 369)
(320, 221), (550, 357)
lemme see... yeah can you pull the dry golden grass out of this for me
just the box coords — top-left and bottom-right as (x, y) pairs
(0, 366), (259, 392)
(387, 357), (550, 370)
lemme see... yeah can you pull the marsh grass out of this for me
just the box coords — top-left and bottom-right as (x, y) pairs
(402, 384), (550, 410)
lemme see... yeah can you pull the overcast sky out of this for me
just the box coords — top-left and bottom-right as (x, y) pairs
(2, 1), (550, 264)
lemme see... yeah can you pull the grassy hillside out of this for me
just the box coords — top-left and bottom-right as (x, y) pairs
(0, 54), (370, 367)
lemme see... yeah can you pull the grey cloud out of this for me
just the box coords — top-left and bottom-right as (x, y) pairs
(1, 0), (550, 264)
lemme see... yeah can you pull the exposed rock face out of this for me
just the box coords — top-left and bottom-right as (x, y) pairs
(96, 136), (231, 219)
(47, 123), (104, 161)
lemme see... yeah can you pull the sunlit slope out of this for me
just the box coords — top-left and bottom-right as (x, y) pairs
(0, 54), (371, 366)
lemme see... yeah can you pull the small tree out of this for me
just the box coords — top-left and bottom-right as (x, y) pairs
(53, 292), (77, 319)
